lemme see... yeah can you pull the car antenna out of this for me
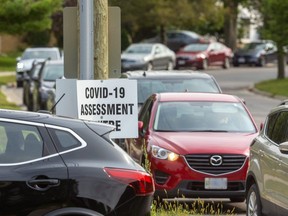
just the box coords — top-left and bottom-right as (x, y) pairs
(50, 93), (65, 113)
(142, 71), (146, 77)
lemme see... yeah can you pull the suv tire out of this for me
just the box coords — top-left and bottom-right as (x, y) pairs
(246, 183), (262, 216)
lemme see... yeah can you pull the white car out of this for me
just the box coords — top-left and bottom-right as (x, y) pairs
(121, 43), (175, 72)
(16, 47), (62, 87)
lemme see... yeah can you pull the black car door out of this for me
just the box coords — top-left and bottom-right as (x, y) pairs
(0, 120), (68, 215)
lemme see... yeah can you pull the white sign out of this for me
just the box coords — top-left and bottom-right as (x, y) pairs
(56, 79), (138, 138)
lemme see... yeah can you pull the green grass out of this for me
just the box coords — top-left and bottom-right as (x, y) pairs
(0, 52), (19, 72)
(255, 78), (288, 97)
(0, 74), (20, 110)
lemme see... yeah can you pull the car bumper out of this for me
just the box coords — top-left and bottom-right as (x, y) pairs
(150, 156), (248, 199)
(233, 56), (259, 65)
(154, 180), (246, 199)
(176, 59), (202, 68)
(121, 63), (147, 72)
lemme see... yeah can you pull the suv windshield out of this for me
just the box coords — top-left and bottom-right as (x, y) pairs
(22, 50), (59, 60)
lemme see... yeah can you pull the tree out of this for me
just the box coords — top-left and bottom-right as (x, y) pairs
(109, 0), (224, 45)
(258, 0), (288, 79)
(0, 0), (62, 34)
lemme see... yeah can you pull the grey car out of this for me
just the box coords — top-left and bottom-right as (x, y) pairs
(32, 59), (64, 111)
(121, 43), (175, 72)
(246, 100), (288, 216)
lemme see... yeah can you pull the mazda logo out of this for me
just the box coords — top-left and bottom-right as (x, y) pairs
(210, 155), (222, 166)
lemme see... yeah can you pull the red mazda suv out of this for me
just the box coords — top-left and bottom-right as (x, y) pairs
(126, 92), (258, 202)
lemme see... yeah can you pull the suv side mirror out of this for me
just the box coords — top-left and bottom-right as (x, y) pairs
(279, 142), (288, 154)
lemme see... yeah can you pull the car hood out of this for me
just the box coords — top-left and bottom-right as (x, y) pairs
(151, 132), (258, 155)
(121, 53), (151, 61)
(176, 50), (206, 57)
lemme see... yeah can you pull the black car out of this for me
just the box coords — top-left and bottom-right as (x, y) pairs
(33, 59), (64, 111)
(22, 59), (45, 111)
(0, 109), (154, 216)
(232, 40), (277, 67)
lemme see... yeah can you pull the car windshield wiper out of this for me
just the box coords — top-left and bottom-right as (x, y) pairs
(194, 130), (229, 132)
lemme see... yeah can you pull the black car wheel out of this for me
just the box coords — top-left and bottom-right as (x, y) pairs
(223, 57), (230, 69)
(147, 62), (153, 71)
(199, 59), (208, 70)
(246, 183), (262, 216)
(257, 56), (266, 67)
(166, 61), (174, 70)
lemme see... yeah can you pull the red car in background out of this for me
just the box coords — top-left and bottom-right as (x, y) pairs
(175, 42), (233, 70)
(126, 92), (258, 202)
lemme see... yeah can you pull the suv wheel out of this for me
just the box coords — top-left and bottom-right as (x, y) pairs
(247, 184), (262, 216)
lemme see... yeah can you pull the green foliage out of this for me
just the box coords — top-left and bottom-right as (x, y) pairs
(109, 0), (224, 43)
(0, 0), (62, 34)
(259, 0), (288, 46)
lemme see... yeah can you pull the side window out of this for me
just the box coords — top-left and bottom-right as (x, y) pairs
(0, 121), (43, 163)
(49, 128), (82, 152)
(268, 112), (288, 144)
(265, 112), (278, 139)
(139, 97), (154, 131)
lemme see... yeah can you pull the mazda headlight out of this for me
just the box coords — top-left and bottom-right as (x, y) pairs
(151, 145), (179, 161)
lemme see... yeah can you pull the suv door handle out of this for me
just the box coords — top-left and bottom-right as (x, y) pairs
(27, 179), (60, 191)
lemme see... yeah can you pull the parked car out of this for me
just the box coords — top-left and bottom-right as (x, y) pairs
(32, 59), (64, 111)
(126, 92), (258, 202)
(16, 47), (62, 87)
(246, 100), (288, 216)
(121, 70), (222, 110)
(144, 30), (208, 52)
(175, 42), (233, 70)
(121, 43), (176, 72)
(232, 40), (277, 67)
(0, 109), (154, 216)
(22, 59), (45, 111)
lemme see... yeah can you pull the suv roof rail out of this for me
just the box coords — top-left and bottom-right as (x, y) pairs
(278, 99), (288, 106)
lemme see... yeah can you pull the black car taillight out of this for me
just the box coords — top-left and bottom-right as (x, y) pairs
(104, 167), (155, 196)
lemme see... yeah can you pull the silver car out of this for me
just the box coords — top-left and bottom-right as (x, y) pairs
(246, 100), (288, 216)
(121, 43), (175, 72)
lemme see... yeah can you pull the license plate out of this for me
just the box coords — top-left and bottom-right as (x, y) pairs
(238, 57), (245, 63)
(205, 178), (227, 189)
(178, 60), (186, 65)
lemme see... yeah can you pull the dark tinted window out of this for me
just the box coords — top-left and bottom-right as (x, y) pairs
(265, 112), (278, 139)
(268, 111), (288, 144)
(49, 128), (82, 151)
(0, 122), (43, 163)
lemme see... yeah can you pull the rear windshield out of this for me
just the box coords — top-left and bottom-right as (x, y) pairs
(43, 64), (64, 81)
(137, 78), (220, 103)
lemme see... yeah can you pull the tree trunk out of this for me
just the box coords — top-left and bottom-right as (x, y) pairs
(277, 45), (285, 79)
(94, 0), (108, 80)
(223, 0), (238, 51)
(159, 24), (167, 45)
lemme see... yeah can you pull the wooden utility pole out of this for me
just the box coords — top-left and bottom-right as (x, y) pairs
(94, 0), (109, 80)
